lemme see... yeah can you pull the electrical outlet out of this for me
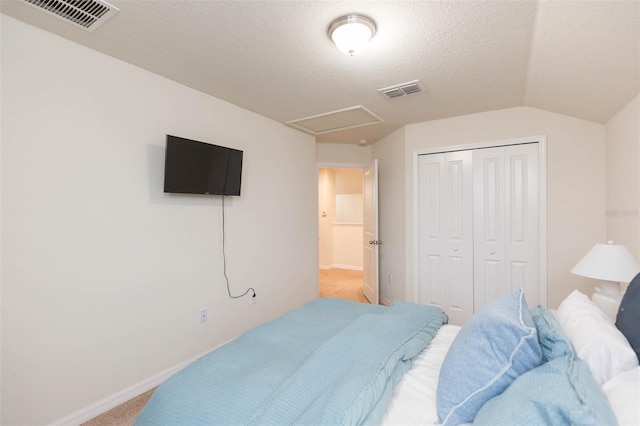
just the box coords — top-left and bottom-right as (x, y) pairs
(388, 273), (393, 284)
(199, 308), (208, 323)
(250, 295), (256, 305)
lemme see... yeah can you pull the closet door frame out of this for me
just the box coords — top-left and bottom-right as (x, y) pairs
(412, 135), (548, 308)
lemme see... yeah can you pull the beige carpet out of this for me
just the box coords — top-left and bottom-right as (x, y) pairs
(81, 388), (155, 426)
(319, 268), (368, 303)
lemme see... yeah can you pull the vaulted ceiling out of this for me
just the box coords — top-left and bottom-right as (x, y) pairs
(2, 0), (638, 144)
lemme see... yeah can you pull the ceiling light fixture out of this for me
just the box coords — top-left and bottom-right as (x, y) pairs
(328, 14), (377, 56)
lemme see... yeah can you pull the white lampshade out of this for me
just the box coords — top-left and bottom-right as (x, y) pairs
(328, 14), (376, 56)
(571, 241), (640, 283)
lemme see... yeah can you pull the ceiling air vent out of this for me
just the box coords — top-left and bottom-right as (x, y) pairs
(379, 80), (425, 99)
(20, 0), (119, 31)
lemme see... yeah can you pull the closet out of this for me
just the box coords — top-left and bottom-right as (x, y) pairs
(417, 142), (542, 325)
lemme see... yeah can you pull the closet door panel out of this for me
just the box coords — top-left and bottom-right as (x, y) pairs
(505, 144), (539, 305)
(474, 144), (540, 311)
(417, 151), (473, 324)
(442, 151), (474, 324)
(418, 154), (444, 307)
(473, 147), (507, 311)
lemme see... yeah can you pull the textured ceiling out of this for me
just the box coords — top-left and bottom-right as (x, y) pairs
(2, 0), (638, 144)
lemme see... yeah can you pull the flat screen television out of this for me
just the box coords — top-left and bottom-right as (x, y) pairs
(163, 135), (243, 196)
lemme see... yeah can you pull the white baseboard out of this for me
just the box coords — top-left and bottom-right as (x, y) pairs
(52, 340), (231, 426)
(325, 264), (363, 271)
(53, 288), (382, 425)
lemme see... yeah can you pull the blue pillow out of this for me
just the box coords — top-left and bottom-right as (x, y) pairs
(474, 354), (617, 425)
(531, 305), (573, 362)
(616, 272), (640, 362)
(436, 289), (542, 425)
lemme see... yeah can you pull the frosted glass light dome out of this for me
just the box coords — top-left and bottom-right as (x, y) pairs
(328, 14), (377, 56)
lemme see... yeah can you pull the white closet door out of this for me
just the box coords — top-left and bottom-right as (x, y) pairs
(473, 144), (539, 311)
(473, 147), (507, 309)
(504, 144), (539, 306)
(417, 151), (473, 324)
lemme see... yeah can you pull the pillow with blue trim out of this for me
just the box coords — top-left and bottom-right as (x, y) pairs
(617, 272), (640, 362)
(474, 354), (617, 425)
(436, 289), (542, 425)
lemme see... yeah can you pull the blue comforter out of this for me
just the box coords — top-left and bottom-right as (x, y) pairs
(135, 298), (447, 425)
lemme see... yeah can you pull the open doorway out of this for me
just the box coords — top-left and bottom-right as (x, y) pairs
(318, 167), (367, 303)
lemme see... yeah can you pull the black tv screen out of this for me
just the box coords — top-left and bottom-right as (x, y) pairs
(164, 135), (243, 196)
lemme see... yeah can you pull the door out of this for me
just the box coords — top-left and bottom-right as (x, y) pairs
(416, 142), (542, 324)
(473, 144), (539, 311)
(363, 160), (379, 304)
(417, 151), (474, 324)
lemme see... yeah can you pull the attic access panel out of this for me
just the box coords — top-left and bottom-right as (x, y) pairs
(286, 105), (383, 135)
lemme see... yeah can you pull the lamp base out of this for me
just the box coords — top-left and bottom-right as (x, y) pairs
(591, 280), (623, 322)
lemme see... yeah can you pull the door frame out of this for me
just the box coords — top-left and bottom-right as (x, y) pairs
(411, 135), (548, 307)
(316, 162), (369, 297)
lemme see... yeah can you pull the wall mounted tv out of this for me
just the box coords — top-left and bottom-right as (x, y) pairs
(163, 135), (243, 196)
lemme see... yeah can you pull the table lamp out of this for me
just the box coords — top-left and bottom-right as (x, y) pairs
(571, 241), (640, 321)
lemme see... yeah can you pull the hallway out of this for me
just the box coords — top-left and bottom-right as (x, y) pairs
(319, 268), (368, 303)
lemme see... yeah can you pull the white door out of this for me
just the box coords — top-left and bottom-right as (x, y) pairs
(472, 147), (506, 308)
(363, 160), (379, 304)
(473, 144), (539, 311)
(417, 151), (474, 324)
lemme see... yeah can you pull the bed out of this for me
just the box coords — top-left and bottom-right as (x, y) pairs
(135, 275), (640, 425)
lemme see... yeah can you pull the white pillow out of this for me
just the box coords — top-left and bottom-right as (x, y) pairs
(556, 290), (638, 385)
(602, 367), (640, 426)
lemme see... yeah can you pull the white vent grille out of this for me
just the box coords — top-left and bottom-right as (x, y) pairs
(379, 80), (425, 99)
(20, 0), (119, 31)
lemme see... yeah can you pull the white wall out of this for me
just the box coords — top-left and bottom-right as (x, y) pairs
(316, 142), (372, 165)
(318, 168), (335, 269)
(332, 224), (363, 270)
(318, 168), (363, 270)
(1, 16), (317, 425)
(605, 94), (640, 264)
(333, 169), (363, 269)
(371, 127), (406, 304)
(402, 107), (606, 308)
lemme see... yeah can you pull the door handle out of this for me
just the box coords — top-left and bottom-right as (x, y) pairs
(369, 240), (383, 245)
